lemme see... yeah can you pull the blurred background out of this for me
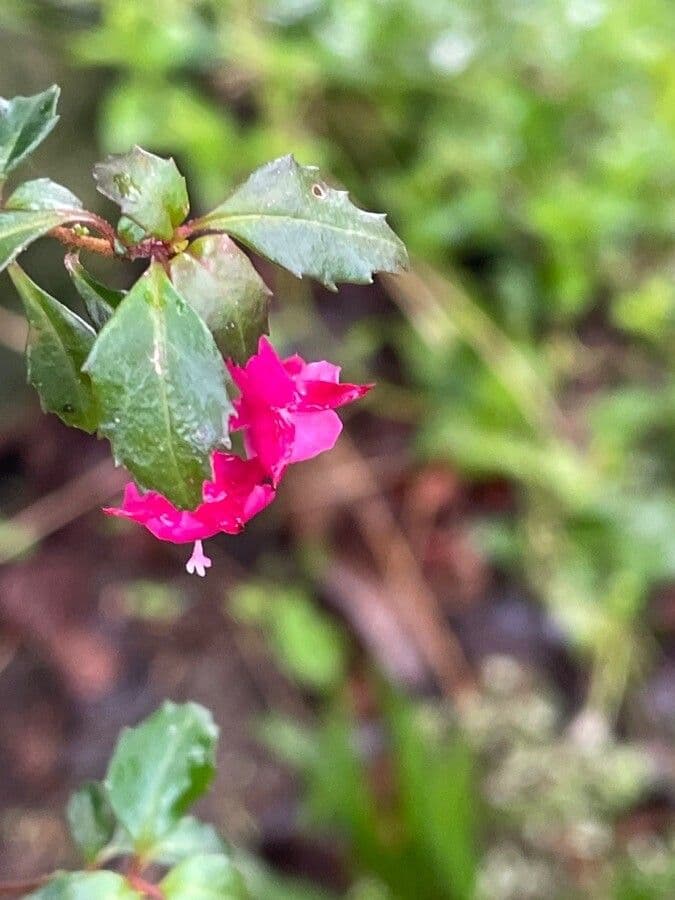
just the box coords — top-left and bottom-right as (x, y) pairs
(0, 1), (674, 896)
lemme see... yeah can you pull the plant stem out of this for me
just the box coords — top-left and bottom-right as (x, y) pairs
(49, 225), (115, 257)
(127, 874), (164, 899)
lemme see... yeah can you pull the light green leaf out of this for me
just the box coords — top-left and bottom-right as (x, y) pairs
(94, 146), (189, 240)
(170, 234), (271, 363)
(231, 583), (346, 691)
(105, 701), (218, 853)
(9, 264), (98, 432)
(65, 252), (126, 330)
(117, 214), (148, 246)
(26, 871), (141, 900)
(148, 815), (226, 865)
(0, 85), (60, 177)
(161, 854), (248, 900)
(6, 178), (82, 211)
(84, 263), (231, 508)
(197, 155), (408, 289)
(66, 781), (117, 865)
(0, 208), (88, 274)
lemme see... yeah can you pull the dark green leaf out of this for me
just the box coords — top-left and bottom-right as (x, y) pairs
(9, 264), (98, 432)
(65, 252), (126, 330)
(94, 146), (189, 240)
(148, 815), (226, 865)
(161, 854), (248, 900)
(170, 234), (271, 363)
(26, 871), (141, 900)
(66, 781), (117, 865)
(0, 208), (88, 274)
(197, 155), (408, 289)
(6, 178), (82, 211)
(84, 263), (231, 508)
(0, 85), (60, 177)
(105, 701), (218, 853)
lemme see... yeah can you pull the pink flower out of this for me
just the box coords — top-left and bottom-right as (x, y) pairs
(104, 452), (275, 576)
(228, 336), (372, 484)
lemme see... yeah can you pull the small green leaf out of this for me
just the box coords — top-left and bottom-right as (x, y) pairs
(94, 146), (189, 240)
(0, 85), (60, 178)
(148, 815), (226, 865)
(117, 214), (148, 246)
(0, 209), (88, 274)
(66, 781), (117, 865)
(6, 178), (83, 211)
(170, 234), (271, 363)
(84, 262), (231, 508)
(65, 252), (126, 330)
(105, 701), (218, 853)
(161, 854), (248, 900)
(197, 155), (408, 289)
(9, 264), (98, 432)
(26, 871), (141, 900)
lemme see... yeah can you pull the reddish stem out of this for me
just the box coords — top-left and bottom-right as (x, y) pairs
(127, 874), (165, 899)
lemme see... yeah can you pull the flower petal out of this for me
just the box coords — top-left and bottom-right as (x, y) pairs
(287, 409), (343, 463)
(298, 380), (372, 411)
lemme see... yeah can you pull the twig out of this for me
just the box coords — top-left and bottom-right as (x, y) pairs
(382, 265), (565, 436)
(49, 225), (115, 257)
(0, 875), (49, 895)
(0, 456), (126, 564)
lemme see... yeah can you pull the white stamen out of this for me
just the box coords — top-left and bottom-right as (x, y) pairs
(185, 540), (212, 577)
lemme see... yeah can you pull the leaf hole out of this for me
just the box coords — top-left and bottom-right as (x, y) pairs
(311, 182), (326, 199)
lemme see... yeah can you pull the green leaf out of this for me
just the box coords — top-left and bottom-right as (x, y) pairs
(26, 871), (141, 900)
(94, 146), (189, 240)
(65, 252), (126, 330)
(0, 85), (60, 178)
(170, 234), (271, 363)
(105, 701), (218, 853)
(148, 815), (226, 865)
(117, 214), (148, 245)
(6, 178), (82, 211)
(197, 155), (408, 289)
(0, 208), (87, 274)
(9, 264), (98, 432)
(66, 781), (117, 865)
(161, 854), (248, 900)
(84, 263), (231, 508)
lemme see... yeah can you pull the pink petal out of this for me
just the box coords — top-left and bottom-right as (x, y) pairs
(227, 336), (295, 407)
(298, 380), (373, 411)
(244, 409), (295, 484)
(287, 409), (343, 463)
(104, 484), (216, 543)
(282, 354), (306, 377)
(201, 452), (276, 532)
(300, 360), (342, 383)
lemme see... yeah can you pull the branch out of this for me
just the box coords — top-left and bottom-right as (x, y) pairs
(49, 225), (115, 257)
(0, 456), (126, 565)
(0, 875), (49, 896)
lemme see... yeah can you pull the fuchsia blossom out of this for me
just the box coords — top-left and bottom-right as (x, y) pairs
(104, 453), (275, 576)
(105, 338), (371, 576)
(228, 336), (372, 485)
